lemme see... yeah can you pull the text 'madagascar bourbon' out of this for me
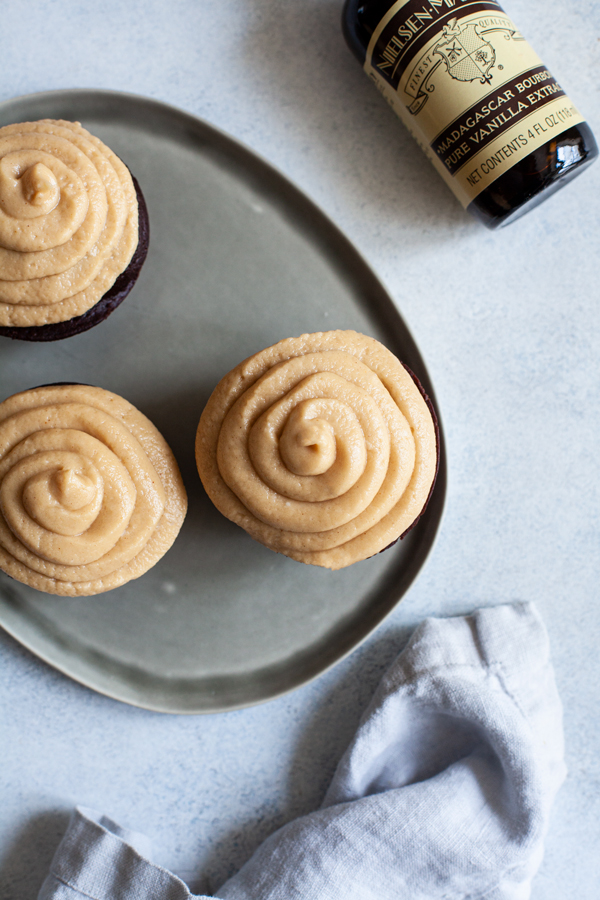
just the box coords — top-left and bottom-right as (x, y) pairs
(364, 0), (586, 206)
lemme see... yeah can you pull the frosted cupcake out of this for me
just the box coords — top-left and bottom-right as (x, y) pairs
(196, 330), (439, 570)
(0, 119), (148, 341)
(0, 384), (187, 595)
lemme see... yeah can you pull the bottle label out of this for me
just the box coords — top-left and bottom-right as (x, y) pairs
(364, 0), (585, 206)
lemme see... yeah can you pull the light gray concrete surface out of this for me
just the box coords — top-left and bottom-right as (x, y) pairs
(1, 1), (599, 897)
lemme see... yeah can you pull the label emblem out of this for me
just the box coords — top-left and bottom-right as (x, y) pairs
(364, 3), (585, 206)
(434, 19), (496, 85)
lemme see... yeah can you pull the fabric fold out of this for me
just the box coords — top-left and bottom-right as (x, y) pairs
(38, 602), (565, 900)
(38, 807), (206, 900)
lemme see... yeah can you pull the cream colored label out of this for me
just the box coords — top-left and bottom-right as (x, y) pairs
(365, 0), (585, 206)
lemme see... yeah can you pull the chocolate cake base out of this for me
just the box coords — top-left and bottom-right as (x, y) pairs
(378, 363), (440, 555)
(0, 176), (149, 342)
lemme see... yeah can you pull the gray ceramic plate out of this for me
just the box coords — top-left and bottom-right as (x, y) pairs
(0, 89), (446, 713)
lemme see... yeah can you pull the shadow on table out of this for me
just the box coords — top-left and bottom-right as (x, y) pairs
(199, 622), (414, 895)
(235, 0), (472, 246)
(0, 810), (70, 900)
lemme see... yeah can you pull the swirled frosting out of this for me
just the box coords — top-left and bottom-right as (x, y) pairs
(195, 331), (438, 569)
(0, 119), (138, 327)
(0, 385), (187, 595)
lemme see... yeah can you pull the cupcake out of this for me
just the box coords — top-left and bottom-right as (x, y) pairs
(0, 384), (187, 596)
(195, 330), (439, 570)
(0, 119), (149, 341)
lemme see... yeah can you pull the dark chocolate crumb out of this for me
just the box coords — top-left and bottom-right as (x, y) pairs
(377, 364), (441, 555)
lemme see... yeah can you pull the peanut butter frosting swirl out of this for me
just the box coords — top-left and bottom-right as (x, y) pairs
(0, 119), (138, 327)
(196, 331), (438, 569)
(0, 385), (187, 596)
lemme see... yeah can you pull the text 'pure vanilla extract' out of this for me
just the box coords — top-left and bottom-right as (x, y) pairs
(342, 0), (598, 227)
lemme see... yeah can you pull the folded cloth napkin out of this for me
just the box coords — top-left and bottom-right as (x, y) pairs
(38, 601), (565, 900)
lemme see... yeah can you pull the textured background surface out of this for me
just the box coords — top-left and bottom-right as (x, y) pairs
(1, 0), (599, 897)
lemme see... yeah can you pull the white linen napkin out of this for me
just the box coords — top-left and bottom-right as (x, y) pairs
(38, 601), (565, 900)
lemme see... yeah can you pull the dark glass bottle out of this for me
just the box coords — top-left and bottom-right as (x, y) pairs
(342, 0), (598, 228)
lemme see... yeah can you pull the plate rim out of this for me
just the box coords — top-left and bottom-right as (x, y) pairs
(0, 87), (447, 714)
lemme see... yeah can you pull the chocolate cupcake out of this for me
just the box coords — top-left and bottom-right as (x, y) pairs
(195, 330), (439, 570)
(0, 384), (187, 596)
(0, 119), (149, 341)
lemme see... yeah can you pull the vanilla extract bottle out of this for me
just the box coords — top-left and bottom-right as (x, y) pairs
(342, 0), (598, 227)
